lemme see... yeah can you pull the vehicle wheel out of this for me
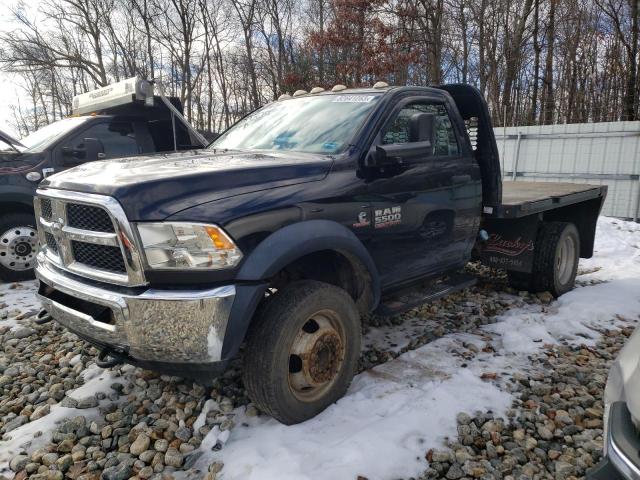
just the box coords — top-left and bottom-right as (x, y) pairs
(508, 222), (579, 298)
(0, 212), (38, 282)
(243, 280), (361, 425)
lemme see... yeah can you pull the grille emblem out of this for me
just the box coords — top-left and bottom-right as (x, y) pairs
(50, 219), (67, 258)
(51, 220), (64, 243)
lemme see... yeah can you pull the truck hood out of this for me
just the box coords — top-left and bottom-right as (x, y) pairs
(41, 149), (332, 220)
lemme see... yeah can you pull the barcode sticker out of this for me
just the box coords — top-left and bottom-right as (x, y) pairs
(332, 95), (375, 103)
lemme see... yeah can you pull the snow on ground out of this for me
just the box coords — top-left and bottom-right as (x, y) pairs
(1, 217), (639, 480)
(0, 367), (120, 469)
(0, 280), (39, 330)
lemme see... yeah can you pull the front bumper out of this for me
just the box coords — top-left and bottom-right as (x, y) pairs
(589, 402), (640, 480)
(36, 255), (236, 379)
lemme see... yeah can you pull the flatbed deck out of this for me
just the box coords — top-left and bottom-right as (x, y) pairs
(488, 181), (607, 218)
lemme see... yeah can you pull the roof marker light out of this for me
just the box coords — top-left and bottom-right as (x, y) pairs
(373, 81), (389, 89)
(278, 94), (292, 101)
(293, 90), (308, 97)
(310, 87), (325, 94)
(332, 84), (347, 92)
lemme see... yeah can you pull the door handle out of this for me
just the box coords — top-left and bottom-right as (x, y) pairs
(452, 174), (471, 184)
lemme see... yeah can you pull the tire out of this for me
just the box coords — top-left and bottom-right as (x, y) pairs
(243, 280), (361, 425)
(508, 222), (580, 298)
(0, 212), (38, 283)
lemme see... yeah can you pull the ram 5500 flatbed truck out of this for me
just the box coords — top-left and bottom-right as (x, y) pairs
(34, 84), (606, 424)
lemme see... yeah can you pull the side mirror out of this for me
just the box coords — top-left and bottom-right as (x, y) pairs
(368, 140), (433, 170)
(408, 112), (435, 143)
(62, 138), (105, 164)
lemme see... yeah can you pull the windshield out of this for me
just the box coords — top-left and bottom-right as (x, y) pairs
(211, 93), (382, 154)
(20, 117), (92, 153)
(0, 138), (19, 153)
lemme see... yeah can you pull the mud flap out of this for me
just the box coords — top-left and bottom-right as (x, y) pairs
(478, 216), (540, 273)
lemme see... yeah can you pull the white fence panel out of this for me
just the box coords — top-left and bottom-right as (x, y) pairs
(494, 121), (640, 220)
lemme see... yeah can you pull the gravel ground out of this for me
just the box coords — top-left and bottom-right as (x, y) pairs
(0, 258), (635, 480)
(419, 328), (629, 480)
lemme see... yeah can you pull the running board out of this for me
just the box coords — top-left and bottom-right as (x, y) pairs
(374, 272), (477, 316)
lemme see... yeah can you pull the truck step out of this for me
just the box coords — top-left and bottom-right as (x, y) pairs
(374, 272), (477, 316)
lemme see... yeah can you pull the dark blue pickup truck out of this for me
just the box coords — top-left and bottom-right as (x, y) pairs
(33, 84), (607, 424)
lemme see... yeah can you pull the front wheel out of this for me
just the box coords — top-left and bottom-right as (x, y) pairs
(0, 212), (38, 282)
(243, 280), (361, 424)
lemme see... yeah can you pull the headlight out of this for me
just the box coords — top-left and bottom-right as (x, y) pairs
(136, 222), (242, 270)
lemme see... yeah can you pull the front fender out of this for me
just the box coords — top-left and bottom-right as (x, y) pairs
(0, 188), (37, 209)
(220, 220), (381, 361)
(236, 219), (381, 306)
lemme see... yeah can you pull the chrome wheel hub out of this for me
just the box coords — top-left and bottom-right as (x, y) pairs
(556, 234), (576, 284)
(0, 226), (38, 271)
(288, 310), (345, 402)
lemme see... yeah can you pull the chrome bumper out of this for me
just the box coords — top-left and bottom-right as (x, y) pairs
(35, 254), (236, 364)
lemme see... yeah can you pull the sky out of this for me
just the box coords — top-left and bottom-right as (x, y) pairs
(0, 1), (35, 138)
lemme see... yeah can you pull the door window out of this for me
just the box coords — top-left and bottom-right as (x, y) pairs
(382, 103), (459, 156)
(63, 121), (139, 160)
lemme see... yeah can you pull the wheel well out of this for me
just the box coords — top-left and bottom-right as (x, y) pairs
(268, 249), (374, 314)
(0, 202), (35, 218)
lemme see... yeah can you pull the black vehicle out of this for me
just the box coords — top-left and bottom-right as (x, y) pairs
(0, 78), (205, 282)
(34, 84), (607, 424)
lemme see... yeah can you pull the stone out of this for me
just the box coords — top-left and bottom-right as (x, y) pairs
(101, 463), (132, 480)
(174, 426), (192, 442)
(56, 454), (73, 472)
(9, 454), (29, 472)
(245, 405), (259, 417)
(457, 412), (472, 425)
(138, 466), (154, 479)
(2, 415), (28, 433)
(139, 450), (156, 463)
(130, 433), (151, 456)
(41, 452), (59, 466)
(154, 439), (169, 452)
(57, 439), (75, 453)
(60, 397), (78, 408)
(164, 447), (183, 468)
(445, 463), (465, 479)
(30, 404), (50, 421)
(13, 327), (35, 339)
(76, 396), (99, 409)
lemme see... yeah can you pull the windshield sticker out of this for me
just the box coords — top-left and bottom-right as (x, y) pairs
(322, 141), (339, 152)
(332, 95), (376, 103)
(374, 206), (402, 229)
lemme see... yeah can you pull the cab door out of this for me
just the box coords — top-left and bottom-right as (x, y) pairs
(364, 97), (480, 288)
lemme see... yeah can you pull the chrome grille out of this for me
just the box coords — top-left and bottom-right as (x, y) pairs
(71, 241), (125, 273)
(67, 204), (115, 232)
(41, 198), (52, 220)
(34, 190), (146, 286)
(45, 232), (58, 254)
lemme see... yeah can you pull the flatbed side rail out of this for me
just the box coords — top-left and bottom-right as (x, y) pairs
(486, 184), (608, 219)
